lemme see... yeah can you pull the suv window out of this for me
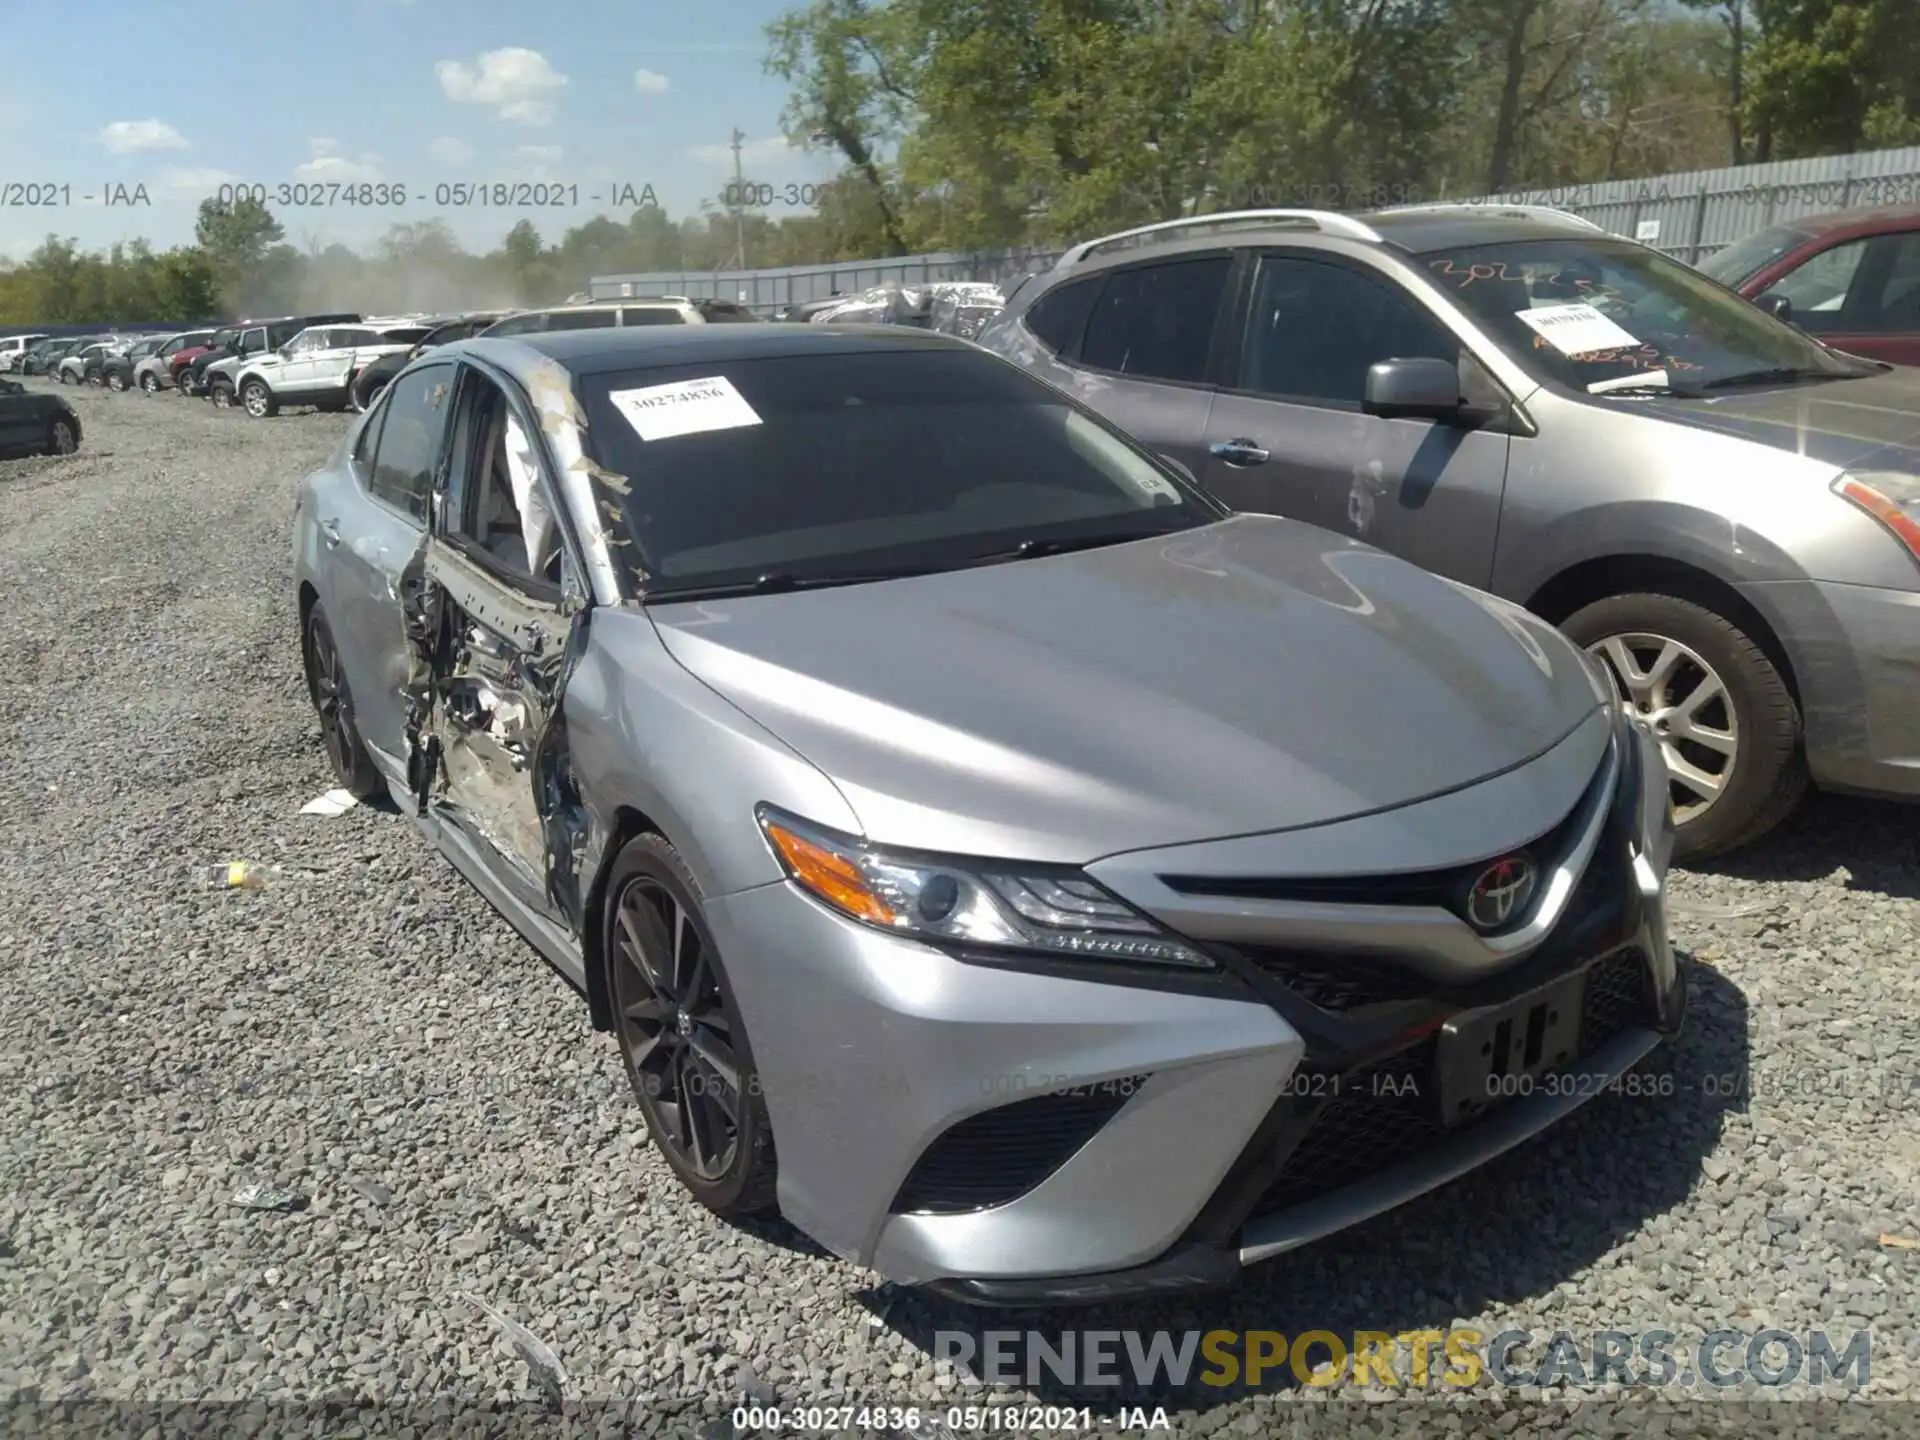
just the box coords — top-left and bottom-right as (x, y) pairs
(366, 363), (453, 523)
(1239, 255), (1458, 405)
(1769, 238), (1870, 331)
(546, 308), (619, 332)
(1858, 230), (1920, 332)
(1024, 276), (1102, 355)
(238, 328), (270, 354)
(622, 307), (687, 326)
(1078, 257), (1230, 383)
(266, 322), (304, 347)
(483, 313), (545, 337)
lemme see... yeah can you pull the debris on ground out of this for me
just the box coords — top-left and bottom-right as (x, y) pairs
(229, 1183), (308, 1212)
(1666, 896), (1783, 920)
(299, 788), (359, 818)
(459, 1291), (568, 1408)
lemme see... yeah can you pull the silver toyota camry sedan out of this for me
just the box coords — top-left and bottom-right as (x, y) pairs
(294, 324), (1684, 1304)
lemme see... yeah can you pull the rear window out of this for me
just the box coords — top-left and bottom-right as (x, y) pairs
(1024, 276), (1102, 354)
(694, 302), (757, 323)
(578, 348), (1213, 594)
(1696, 225), (1815, 289)
(622, 307), (686, 326)
(546, 309), (619, 332)
(379, 327), (432, 345)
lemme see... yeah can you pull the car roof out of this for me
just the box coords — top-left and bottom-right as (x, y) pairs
(444, 323), (975, 379)
(1784, 202), (1920, 239)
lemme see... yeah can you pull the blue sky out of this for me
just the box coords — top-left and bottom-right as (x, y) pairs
(0, 0), (840, 261)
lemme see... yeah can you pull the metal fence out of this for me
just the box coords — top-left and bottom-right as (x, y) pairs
(590, 144), (1920, 312)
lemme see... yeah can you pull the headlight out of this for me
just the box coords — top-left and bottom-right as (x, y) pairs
(1833, 470), (1920, 568)
(755, 805), (1215, 970)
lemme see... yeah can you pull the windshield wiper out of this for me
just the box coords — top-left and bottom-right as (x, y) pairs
(964, 532), (1161, 566)
(1694, 365), (1848, 392)
(642, 567), (937, 602)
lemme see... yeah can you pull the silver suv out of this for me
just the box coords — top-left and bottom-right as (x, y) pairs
(229, 321), (435, 417)
(481, 296), (759, 335)
(978, 204), (1920, 858)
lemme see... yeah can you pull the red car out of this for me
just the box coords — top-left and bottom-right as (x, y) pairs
(1699, 204), (1920, 365)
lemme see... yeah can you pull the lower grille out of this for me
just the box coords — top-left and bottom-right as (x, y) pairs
(889, 1076), (1149, 1215)
(1250, 950), (1654, 1219)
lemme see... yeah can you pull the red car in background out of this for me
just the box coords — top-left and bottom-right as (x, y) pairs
(1699, 204), (1920, 365)
(169, 327), (236, 394)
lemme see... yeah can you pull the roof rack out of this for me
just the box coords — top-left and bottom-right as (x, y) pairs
(1376, 202), (1605, 233)
(1055, 209), (1383, 268)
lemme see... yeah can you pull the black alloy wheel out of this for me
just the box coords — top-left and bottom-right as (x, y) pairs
(607, 834), (777, 1216)
(301, 605), (382, 797)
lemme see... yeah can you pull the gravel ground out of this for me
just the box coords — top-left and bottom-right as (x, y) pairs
(1, 379), (1916, 1438)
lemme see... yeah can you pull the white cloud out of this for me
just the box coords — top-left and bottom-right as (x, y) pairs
(436, 48), (567, 126)
(156, 166), (241, 196)
(428, 136), (474, 166)
(101, 119), (189, 154)
(633, 68), (671, 95)
(689, 134), (800, 168)
(293, 138), (382, 182)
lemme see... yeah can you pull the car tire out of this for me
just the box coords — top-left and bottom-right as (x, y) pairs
(108, 371), (129, 391)
(241, 379), (277, 418)
(606, 832), (779, 1219)
(45, 417), (77, 456)
(139, 373), (161, 394)
(301, 604), (383, 799)
(1561, 592), (1808, 860)
(351, 374), (389, 413)
(210, 381), (235, 409)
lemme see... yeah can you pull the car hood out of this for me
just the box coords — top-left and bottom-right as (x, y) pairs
(1631, 363), (1920, 474)
(648, 515), (1610, 863)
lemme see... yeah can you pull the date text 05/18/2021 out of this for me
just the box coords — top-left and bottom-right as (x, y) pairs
(0, 181), (671, 211)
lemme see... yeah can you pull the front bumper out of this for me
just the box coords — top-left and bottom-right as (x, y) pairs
(712, 714), (1682, 1301)
(1744, 577), (1920, 800)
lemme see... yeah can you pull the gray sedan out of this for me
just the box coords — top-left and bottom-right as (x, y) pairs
(294, 324), (1682, 1303)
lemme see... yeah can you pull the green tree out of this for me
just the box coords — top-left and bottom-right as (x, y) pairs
(1746, 0), (1920, 157)
(194, 196), (285, 308)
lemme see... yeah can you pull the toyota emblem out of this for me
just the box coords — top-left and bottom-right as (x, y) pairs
(1465, 856), (1536, 932)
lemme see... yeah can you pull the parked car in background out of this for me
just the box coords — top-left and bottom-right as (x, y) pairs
(294, 322), (1680, 1304)
(770, 297), (847, 323)
(172, 328), (237, 395)
(228, 319), (436, 418)
(185, 314), (362, 398)
(132, 330), (216, 393)
(0, 334), (49, 373)
(1698, 204), (1920, 366)
(481, 296), (759, 336)
(57, 340), (120, 386)
(979, 203), (1920, 859)
(0, 376), (81, 457)
(98, 335), (169, 391)
(21, 339), (78, 377)
(348, 311), (510, 412)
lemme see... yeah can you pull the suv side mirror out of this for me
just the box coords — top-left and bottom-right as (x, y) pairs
(1363, 357), (1464, 423)
(1754, 292), (1794, 323)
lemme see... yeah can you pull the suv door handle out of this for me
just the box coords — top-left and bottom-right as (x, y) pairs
(1209, 438), (1269, 466)
(319, 518), (341, 547)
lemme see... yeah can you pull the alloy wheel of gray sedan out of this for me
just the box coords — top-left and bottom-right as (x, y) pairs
(300, 606), (380, 797)
(612, 875), (741, 1183)
(1588, 631), (1737, 824)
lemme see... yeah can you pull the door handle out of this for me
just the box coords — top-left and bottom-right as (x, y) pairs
(1209, 438), (1270, 467)
(319, 517), (342, 547)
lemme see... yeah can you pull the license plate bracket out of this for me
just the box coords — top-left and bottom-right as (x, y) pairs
(1436, 972), (1587, 1126)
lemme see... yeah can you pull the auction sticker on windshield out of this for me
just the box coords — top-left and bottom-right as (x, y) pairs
(1514, 303), (1640, 357)
(609, 375), (763, 441)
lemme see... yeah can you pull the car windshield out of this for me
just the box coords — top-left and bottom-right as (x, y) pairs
(1423, 238), (1872, 394)
(1695, 224), (1815, 289)
(578, 348), (1218, 597)
(379, 326), (432, 344)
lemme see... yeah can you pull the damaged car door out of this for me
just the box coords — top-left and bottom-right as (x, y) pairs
(417, 362), (584, 931)
(322, 361), (457, 781)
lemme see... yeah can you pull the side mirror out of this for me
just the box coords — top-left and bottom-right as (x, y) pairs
(1754, 292), (1794, 323)
(1363, 357), (1464, 423)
